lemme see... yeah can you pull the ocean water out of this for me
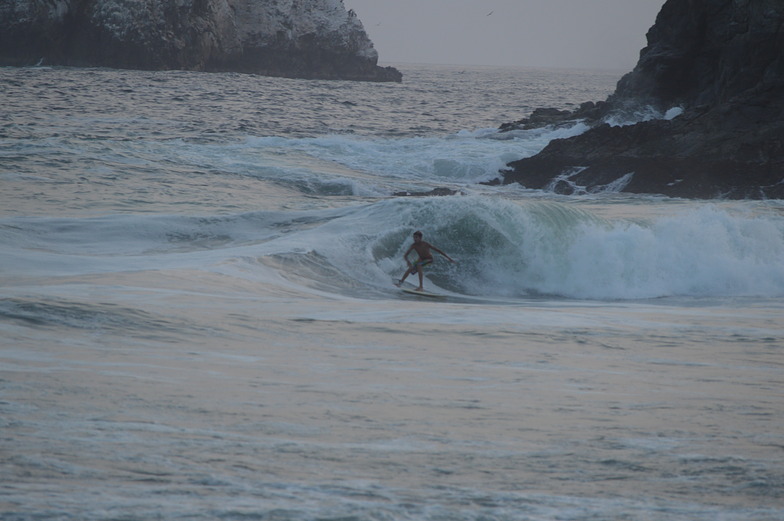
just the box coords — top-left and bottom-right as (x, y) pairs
(1, 63), (783, 520)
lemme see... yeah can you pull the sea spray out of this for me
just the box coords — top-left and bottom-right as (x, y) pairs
(481, 201), (784, 299)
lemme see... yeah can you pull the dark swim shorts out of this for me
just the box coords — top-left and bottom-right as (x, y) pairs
(412, 259), (433, 270)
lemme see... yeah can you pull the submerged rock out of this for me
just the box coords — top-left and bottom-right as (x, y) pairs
(498, 0), (784, 199)
(393, 187), (462, 197)
(0, 0), (402, 82)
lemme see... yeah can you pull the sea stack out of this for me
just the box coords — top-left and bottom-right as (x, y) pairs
(0, 0), (402, 82)
(498, 0), (784, 199)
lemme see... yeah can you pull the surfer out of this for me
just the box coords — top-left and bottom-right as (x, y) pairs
(396, 231), (456, 291)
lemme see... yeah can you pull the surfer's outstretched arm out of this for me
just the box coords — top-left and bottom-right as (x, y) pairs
(431, 245), (456, 263)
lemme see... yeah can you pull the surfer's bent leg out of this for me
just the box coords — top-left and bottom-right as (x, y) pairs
(414, 259), (432, 290)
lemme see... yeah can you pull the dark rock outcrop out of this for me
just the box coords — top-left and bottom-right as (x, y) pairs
(498, 103), (607, 132)
(498, 0), (784, 199)
(393, 187), (463, 197)
(0, 0), (402, 82)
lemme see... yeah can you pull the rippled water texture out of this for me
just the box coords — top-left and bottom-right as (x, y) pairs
(1, 64), (783, 521)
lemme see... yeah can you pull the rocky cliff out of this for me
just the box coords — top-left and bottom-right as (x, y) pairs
(0, 0), (402, 82)
(498, 0), (784, 199)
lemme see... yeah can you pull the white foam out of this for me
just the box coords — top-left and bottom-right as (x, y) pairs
(240, 128), (567, 187)
(665, 106), (684, 120)
(518, 204), (784, 299)
(604, 105), (664, 127)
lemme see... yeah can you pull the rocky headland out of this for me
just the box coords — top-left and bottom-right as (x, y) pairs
(497, 0), (784, 199)
(0, 0), (401, 82)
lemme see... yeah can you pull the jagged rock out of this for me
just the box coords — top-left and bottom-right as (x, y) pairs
(498, 103), (606, 132)
(0, 0), (402, 82)
(498, 0), (784, 199)
(610, 0), (784, 110)
(393, 187), (462, 197)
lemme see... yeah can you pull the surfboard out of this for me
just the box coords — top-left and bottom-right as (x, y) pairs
(400, 287), (445, 298)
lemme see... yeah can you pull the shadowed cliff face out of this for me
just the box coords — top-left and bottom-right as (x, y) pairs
(0, 0), (402, 82)
(612, 0), (784, 108)
(499, 0), (784, 199)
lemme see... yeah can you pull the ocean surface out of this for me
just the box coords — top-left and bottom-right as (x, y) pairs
(1, 63), (783, 521)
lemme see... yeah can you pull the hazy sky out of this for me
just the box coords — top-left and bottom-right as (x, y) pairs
(343, 0), (666, 70)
